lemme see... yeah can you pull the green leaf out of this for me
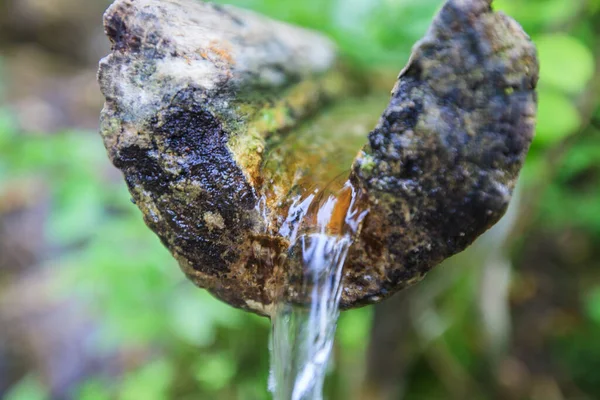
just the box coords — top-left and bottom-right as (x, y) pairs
(46, 182), (105, 245)
(4, 375), (48, 400)
(558, 141), (600, 180)
(0, 107), (16, 151)
(494, 0), (580, 29)
(169, 285), (243, 347)
(77, 380), (113, 400)
(534, 90), (580, 146)
(585, 288), (600, 325)
(120, 359), (174, 400)
(194, 355), (237, 391)
(535, 34), (595, 94)
(337, 307), (373, 350)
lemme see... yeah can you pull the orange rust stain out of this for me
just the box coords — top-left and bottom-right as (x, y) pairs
(327, 185), (353, 235)
(208, 41), (235, 65)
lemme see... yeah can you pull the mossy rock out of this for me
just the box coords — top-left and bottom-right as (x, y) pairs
(98, 0), (538, 316)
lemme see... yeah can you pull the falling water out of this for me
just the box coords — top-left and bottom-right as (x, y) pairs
(257, 96), (380, 399)
(269, 233), (350, 400)
(268, 182), (367, 400)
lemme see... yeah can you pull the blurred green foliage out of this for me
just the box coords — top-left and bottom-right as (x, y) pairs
(2, 0), (600, 399)
(0, 108), (272, 399)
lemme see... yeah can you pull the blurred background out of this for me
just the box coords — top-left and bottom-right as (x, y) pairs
(1, 0), (599, 399)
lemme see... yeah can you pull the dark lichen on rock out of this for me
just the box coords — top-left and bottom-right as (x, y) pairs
(342, 0), (538, 308)
(98, 0), (538, 316)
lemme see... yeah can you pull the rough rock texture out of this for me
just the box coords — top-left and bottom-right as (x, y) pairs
(343, 0), (538, 307)
(98, 0), (346, 315)
(98, 0), (538, 316)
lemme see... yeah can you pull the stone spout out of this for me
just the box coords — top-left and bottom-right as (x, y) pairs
(98, 0), (538, 316)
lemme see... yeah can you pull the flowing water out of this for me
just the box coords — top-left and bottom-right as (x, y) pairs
(260, 97), (382, 399)
(268, 182), (368, 400)
(269, 233), (350, 400)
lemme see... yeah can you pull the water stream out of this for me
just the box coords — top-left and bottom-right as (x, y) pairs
(268, 182), (367, 400)
(259, 98), (379, 399)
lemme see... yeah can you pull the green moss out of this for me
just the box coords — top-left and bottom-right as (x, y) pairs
(358, 153), (376, 175)
(226, 69), (354, 184)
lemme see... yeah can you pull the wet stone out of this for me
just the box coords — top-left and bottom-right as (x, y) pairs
(98, 0), (538, 316)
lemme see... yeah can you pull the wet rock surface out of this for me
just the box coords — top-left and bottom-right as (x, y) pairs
(98, 0), (538, 316)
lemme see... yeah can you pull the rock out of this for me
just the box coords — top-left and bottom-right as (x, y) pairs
(344, 0), (538, 307)
(98, 0), (538, 316)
